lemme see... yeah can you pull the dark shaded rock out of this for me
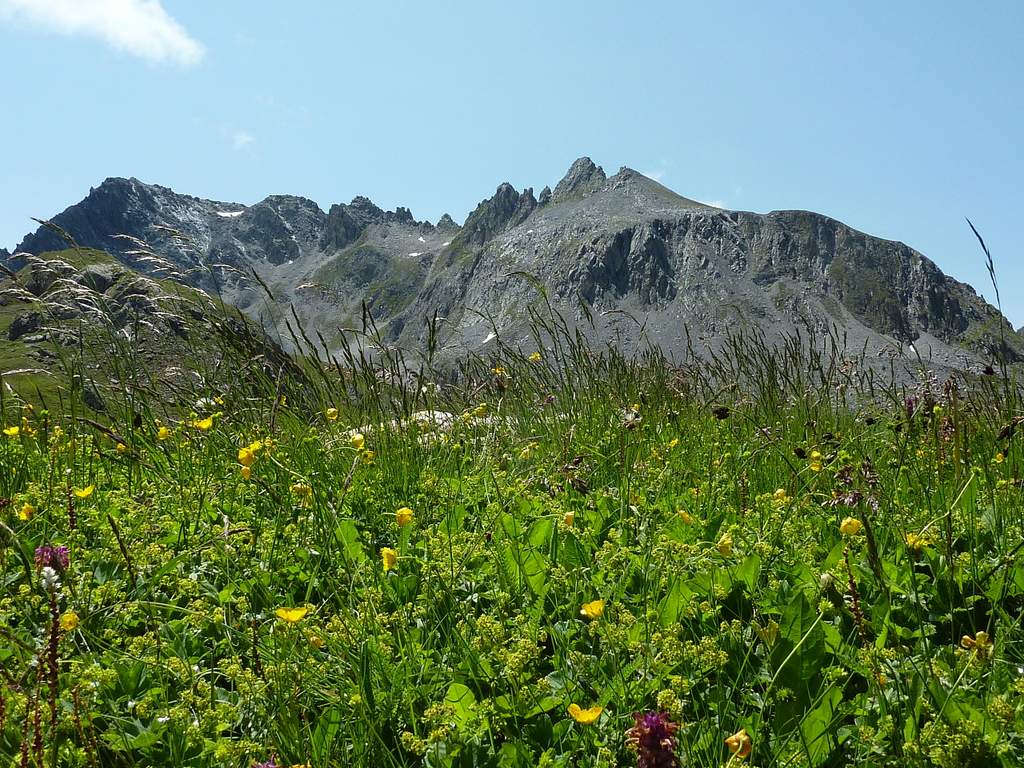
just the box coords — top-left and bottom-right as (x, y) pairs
(538, 186), (552, 206)
(553, 157), (606, 200)
(458, 183), (525, 247)
(8, 311), (45, 341)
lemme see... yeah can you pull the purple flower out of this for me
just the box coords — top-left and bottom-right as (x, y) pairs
(626, 711), (680, 768)
(253, 760), (277, 768)
(34, 545), (69, 572)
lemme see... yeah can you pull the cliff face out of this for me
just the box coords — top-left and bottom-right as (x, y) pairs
(9, 160), (1020, 369)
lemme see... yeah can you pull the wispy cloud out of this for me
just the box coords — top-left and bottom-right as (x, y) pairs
(0, 0), (204, 66)
(696, 199), (727, 209)
(641, 169), (667, 182)
(231, 130), (255, 151)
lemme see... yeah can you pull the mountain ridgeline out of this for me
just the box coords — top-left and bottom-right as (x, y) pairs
(7, 158), (1022, 370)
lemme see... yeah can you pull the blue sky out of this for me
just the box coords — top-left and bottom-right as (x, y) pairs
(1, 1), (1022, 325)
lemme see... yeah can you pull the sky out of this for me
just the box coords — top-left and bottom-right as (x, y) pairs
(1, 1), (1022, 326)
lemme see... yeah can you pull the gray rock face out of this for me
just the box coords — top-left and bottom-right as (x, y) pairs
(9, 160), (1021, 371)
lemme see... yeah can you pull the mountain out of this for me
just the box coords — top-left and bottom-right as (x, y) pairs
(8, 159), (1023, 371)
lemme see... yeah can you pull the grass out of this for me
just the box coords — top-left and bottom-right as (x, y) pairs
(1, 253), (1024, 767)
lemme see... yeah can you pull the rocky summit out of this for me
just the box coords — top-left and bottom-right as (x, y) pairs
(7, 158), (1023, 370)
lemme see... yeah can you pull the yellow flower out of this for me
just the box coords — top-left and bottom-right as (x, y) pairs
(839, 517), (863, 536)
(396, 507), (414, 526)
(157, 426), (171, 441)
(528, 351), (542, 362)
(309, 635), (324, 649)
(350, 433), (365, 450)
(115, 443), (128, 455)
(18, 503), (35, 521)
(60, 611), (80, 631)
(725, 728), (752, 758)
(961, 630), (993, 658)
(326, 407), (339, 421)
(275, 607), (308, 623)
(904, 532), (930, 552)
(3, 426), (20, 437)
(677, 510), (695, 524)
(772, 488), (790, 504)
(754, 620), (780, 647)
(717, 532), (733, 556)
(809, 450), (823, 472)
(238, 446), (256, 467)
(580, 600), (605, 620)
(191, 416), (214, 431)
(473, 403), (488, 418)
(290, 483), (312, 505)
(567, 703), (602, 724)
(563, 510), (575, 527)
(491, 366), (506, 376)
(994, 452), (1005, 464)
(667, 437), (679, 449)
(72, 485), (95, 499)
(362, 449), (375, 462)
(381, 547), (398, 572)
(240, 466), (252, 481)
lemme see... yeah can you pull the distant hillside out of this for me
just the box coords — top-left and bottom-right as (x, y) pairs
(0, 247), (295, 410)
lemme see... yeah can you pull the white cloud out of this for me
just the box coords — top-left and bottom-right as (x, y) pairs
(0, 0), (204, 66)
(641, 169), (666, 182)
(231, 130), (254, 150)
(696, 198), (727, 209)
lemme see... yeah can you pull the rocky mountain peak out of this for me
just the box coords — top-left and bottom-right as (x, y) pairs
(553, 156), (606, 200)
(436, 213), (460, 232)
(457, 182), (534, 247)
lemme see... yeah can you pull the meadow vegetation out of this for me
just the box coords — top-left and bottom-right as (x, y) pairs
(1, 252), (1023, 767)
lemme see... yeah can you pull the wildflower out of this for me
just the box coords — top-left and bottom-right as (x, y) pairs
(519, 441), (538, 460)
(73, 485), (95, 499)
(3, 425), (20, 437)
(396, 507), (414, 527)
(35, 545), (70, 571)
(326, 407), (339, 421)
(809, 450), (823, 472)
(191, 416), (214, 431)
(40, 566), (61, 593)
(115, 443), (128, 455)
(529, 351), (542, 362)
(563, 510), (575, 527)
(381, 547), (398, 572)
(240, 466), (252, 481)
(754, 620), (780, 647)
(677, 510), (695, 524)
(157, 426), (171, 441)
(666, 438), (679, 449)
(350, 433), (365, 450)
(994, 452), (1005, 464)
(18, 503), (35, 521)
(772, 488), (790, 504)
(717, 533), (733, 556)
(60, 611), (80, 631)
(238, 446), (257, 467)
(473, 403), (488, 418)
(362, 449), (375, 462)
(724, 728), (752, 758)
(961, 630), (993, 659)
(275, 607), (309, 623)
(580, 600), (605, 620)
(839, 517), (863, 536)
(290, 483), (312, 506)
(626, 710), (680, 768)
(904, 532), (931, 553)
(492, 366), (506, 376)
(567, 703), (602, 725)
